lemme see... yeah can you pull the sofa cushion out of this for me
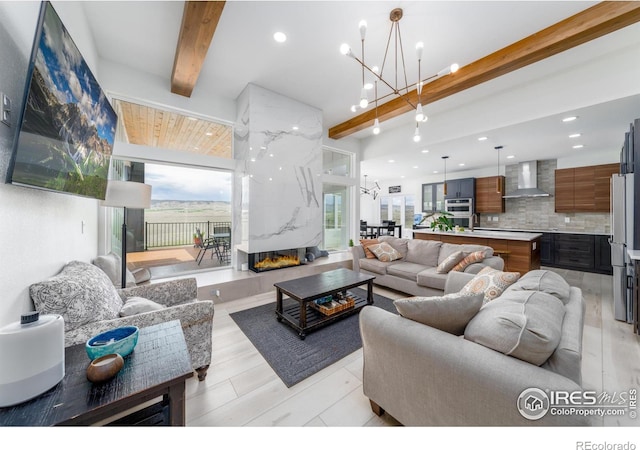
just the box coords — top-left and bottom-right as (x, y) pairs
(459, 266), (521, 303)
(378, 236), (409, 257)
(416, 267), (449, 291)
(464, 290), (566, 365)
(30, 261), (123, 332)
(436, 250), (465, 273)
(394, 291), (484, 335)
(369, 242), (403, 262)
(386, 262), (427, 281)
(451, 250), (487, 272)
(505, 269), (571, 304)
(119, 296), (166, 317)
(359, 239), (379, 259)
(359, 257), (399, 275)
(93, 252), (136, 287)
(460, 244), (494, 257)
(405, 239), (442, 266)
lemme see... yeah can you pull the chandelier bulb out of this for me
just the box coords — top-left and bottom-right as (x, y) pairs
(359, 87), (369, 108)
(373, 118), (380, 135)
(359, 20), (367, 40)
(340, 43), (354, 58)
(415, 41), (424, 60)
(415, 103), (424, 122)
(413, 125), (421, 143)
(450, 63), (460, 73)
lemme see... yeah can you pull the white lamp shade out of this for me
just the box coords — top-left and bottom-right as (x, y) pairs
(101, 180), (152, 209)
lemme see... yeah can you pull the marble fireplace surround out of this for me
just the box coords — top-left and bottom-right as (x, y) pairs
(233, 84), (323, 269)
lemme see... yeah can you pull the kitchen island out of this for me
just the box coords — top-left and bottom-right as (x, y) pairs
(412, 228), (541, 275)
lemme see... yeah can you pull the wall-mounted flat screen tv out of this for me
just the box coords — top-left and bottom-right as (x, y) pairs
(9, 1), (116, 200)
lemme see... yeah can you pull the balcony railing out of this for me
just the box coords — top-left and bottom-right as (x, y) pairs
(144, 221), (231, 250)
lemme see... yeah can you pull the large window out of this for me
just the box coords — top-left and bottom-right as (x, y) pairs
(323, 184), (349, 251)
(379, 195), (415, 238)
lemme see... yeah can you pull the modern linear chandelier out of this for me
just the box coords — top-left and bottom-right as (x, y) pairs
(360, 174), (380, 199)
(340, 8), (459, 140)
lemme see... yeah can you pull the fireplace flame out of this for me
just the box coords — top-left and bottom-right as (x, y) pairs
(254, 255), (300, 270)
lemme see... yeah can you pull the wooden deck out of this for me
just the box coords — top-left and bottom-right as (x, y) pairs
(127, 245), (230, 279)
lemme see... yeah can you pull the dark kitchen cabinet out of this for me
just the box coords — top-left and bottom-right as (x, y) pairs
(539, 233), (553, 266)
(594, 234), (613, 275)
(422, 182), (445, 212)
(553, 234), (595, 271)
(445, 177), (475, 200)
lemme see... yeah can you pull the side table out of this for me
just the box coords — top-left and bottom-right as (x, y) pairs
(0, 320), (193, 426)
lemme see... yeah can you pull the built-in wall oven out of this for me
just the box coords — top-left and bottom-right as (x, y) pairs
(445, 198), (477, 228)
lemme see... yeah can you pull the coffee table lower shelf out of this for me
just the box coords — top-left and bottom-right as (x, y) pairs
(276, 291), (370, 339)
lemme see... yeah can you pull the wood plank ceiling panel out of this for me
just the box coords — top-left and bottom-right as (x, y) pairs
(171, 1), (226, 97)
(329, 1), (640, 139)
(114, 99), (232, 158)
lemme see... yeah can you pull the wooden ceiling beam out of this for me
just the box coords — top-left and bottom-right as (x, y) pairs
(171, 1), (226, 97)
(328, 1), (640, 140)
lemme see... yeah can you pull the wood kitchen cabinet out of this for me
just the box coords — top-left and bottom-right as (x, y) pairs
(475, 176), (505, 213)
(555, 163), (618, 212)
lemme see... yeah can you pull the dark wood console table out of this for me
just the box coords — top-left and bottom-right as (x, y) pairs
(274, 268), (375, 339)
(0, 320), (193, 426)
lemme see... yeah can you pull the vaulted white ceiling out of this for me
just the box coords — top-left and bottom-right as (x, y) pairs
(80, 1), (640, 181)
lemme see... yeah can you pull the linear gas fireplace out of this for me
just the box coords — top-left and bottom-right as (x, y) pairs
(249, 248), (305, 273)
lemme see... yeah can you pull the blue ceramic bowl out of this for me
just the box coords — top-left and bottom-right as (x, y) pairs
(86, 326), (139, 360)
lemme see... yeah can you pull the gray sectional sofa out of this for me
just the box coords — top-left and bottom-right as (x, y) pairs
(359, 269), (589, 426)
(351, 236), (505, 296)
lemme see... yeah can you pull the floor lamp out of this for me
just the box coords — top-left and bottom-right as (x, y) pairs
(101, 180), (152, 288)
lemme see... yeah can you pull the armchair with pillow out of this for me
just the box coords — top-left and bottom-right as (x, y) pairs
(30, 261), (214, 381)
(359, 269), (590, 426)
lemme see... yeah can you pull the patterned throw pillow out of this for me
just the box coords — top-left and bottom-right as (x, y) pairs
(451, 250), (487, 272)
(359, 238), (379, 259)
(30, 261), (124, 332)
(436, 250), (465, 273)
(368, 242), (403, 262)
(459, 266), (521, 303)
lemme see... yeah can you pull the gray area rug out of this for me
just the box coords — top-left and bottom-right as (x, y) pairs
(230, 287), (398, 387)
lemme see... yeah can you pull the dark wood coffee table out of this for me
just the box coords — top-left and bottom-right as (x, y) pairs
(274, 268), (376, 339)
(0, 320), (193, 426)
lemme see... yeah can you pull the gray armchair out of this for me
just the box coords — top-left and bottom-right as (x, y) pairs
(30, 261), (214, 381)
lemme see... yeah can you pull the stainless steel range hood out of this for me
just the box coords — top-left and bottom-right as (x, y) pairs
(503, 161), (551, 198)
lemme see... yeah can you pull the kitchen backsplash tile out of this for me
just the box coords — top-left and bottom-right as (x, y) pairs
(479, 159), (611, 234)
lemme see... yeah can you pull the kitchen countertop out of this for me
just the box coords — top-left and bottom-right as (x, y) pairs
(474, 227), (610, 236)
(627, 250), (640, 261)
(411, 229), (542, 241)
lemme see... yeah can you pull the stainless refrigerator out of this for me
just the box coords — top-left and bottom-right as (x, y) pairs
(610, 173), (634, 323)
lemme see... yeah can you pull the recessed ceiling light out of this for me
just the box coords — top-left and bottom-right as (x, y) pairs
(250, 158), (256, 162)
(562, 116), (578, 122)
(507, 155), (515, 159)
(413, 165), (419, 169)
(478, 136), (488, 141)
(459, 163), (465, 167)
(292, 125), (299, 130)
(269, 153), (274, 157)
(400, 175), (405, 179)
(350, 105), (357, 113)
(388, 159), (395, 163)
(569, 133), (581, 138)
(573, 144), (584, 149)
(421, 149), (429, 153)
(273, 32), (287, 43)
(433, 170), (439, 174)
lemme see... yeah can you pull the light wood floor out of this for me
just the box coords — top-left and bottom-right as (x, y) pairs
(183, 267), (640, 438)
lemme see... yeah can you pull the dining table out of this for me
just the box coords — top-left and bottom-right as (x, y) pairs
(364, 223), (402, 238)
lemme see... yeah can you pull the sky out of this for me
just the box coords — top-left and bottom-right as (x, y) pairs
(144, 163), (232, 202)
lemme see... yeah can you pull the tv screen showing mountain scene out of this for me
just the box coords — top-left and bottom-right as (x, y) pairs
(10, 2), (116, 200)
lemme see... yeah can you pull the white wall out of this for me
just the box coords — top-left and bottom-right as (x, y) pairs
(0, 2), (103, 327)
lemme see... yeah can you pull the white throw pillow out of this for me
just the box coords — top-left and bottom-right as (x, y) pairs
(436, 250), (465, 273)
(394, 292), (484, 335)
(368, 242), (403, 262)
(119, 296), (166, 317)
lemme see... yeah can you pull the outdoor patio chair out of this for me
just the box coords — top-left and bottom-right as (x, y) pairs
(195, 228), (218, 265)
(212, 225), (231, 263)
